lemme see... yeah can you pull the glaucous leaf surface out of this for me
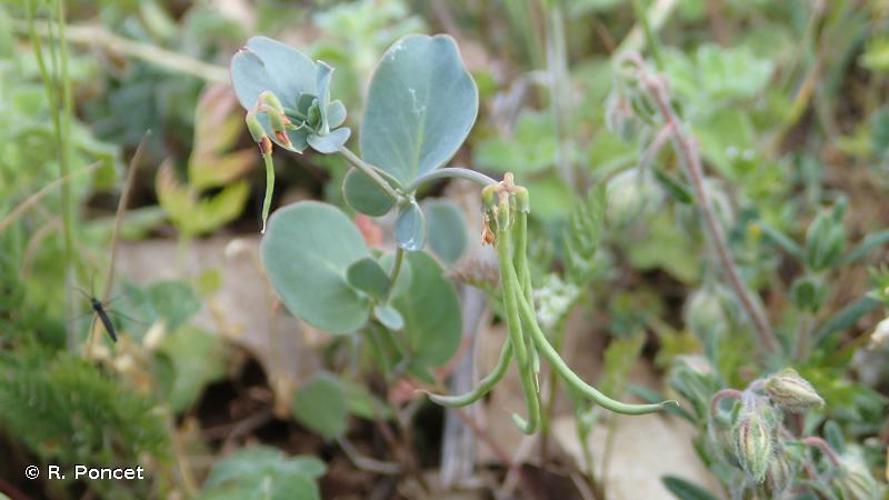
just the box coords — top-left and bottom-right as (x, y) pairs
(346, 257), (391, 300)
(342, 168), (396, 216)
(373, 304), (405, 331)
(423, 199), (468, 264)
(230, 36), (317, 111)
(393, 252), (462, 371)
(395, 200), (426, 251)
(307, 127), (352, 153)
(261, 201), (371, 334)
(360, 34), (478, 185)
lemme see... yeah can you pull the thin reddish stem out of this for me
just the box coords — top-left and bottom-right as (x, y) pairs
(629, 55), (779, 355)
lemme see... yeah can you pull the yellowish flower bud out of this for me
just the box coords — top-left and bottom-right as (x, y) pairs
(733, 409), (774, 483)
(764, 368), (824, 413)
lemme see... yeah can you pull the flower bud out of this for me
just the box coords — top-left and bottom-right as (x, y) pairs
(733, 407), (774, 483)
(831, 449), (883, 499)
(264, 109), (293, 148)
(245, 109), (268, 144)
(605, 166), (664, 228)
(684, 285), (729, 343)
(764, 368), (824, 413)
(258, 90), (285, 114)
(763, 443), (800, 497)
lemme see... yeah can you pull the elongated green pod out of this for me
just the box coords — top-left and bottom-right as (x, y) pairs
(496, 217), (540, 434)
(424, 341), (513, 407)
(509, 260), (678, 415)
(260, 151), (275, 233)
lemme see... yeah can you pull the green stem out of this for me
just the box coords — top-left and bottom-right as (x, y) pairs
(632, 57), (779, 355)
(337, 146), (402, 201)
(631, 0), (665, 70)
(28, 0), (77, 345)
(386, 247), (405, 301)
(509, 259), (676, 414)
(405, 168), (497, 192)
(260, 152), (275, 233)
(425, 341), (513, 407)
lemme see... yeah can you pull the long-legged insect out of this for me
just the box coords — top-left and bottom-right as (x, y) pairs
(87, 292), (117, 342)
(74, 284), (120, 343)
(74, 278), (143, 344)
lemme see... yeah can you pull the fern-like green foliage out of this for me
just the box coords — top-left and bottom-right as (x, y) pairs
(0, 347), (169, 470)
(562, 185), (606, 286)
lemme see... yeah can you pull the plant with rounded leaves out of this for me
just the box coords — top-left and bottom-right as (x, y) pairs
(229, 33), (676, 434)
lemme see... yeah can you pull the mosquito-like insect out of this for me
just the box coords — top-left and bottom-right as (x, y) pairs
(74, 278), (142, 344)
(79, 291), (117, 342)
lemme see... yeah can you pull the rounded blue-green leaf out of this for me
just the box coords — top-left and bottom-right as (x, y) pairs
(395, 200), (426, 251)
(360, 34), (479, 185)
(423, 199), (468, 264)
(374, 304), (404, 331)
(307, 127), (351, 154)
(261, 201), (371, 334)
(342, 168), (396, 217)
(393, 252), (462, 368)
(230, 36), (317, 110)
(346, 257), (390, 300)
(327, 101), (347, 129)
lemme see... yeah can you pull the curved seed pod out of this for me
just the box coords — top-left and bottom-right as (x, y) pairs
(496, 220), (539, 434)
(424, 341), (513, 407)
(510, 256), (677, 414)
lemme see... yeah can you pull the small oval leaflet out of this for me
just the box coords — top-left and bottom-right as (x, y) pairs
(374, 304), (405, 331)
(395, 200), (426, 251)
(346, 257), (390, 300)
(342, 168), (395, 216)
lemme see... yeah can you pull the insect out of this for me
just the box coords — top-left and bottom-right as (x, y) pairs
(74, 278), (141, 344)
(88, 294), (117, 342)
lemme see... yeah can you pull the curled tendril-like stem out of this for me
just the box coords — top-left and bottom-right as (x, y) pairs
(425, 173), (678, 431)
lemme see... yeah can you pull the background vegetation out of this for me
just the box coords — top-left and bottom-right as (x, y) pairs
(1, 0), (888, 499)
